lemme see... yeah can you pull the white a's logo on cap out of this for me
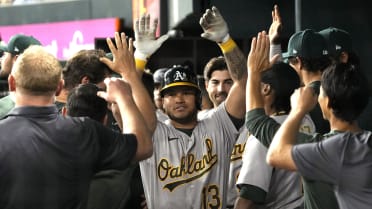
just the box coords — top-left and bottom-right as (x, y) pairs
(174, 71), (186, 81)
(14, 46), (20, 52)
(292, 49), (298, 54)
(335, 45), (342, 50)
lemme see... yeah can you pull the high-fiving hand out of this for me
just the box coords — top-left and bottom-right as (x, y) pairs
(268, 5), (282, 44)
(133, 14), (169, 60)
(199, 6), (229, 43)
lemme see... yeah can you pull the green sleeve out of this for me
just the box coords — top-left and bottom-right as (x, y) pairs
(238, 184), (267, 204)
(245, 108), (280, 147)
(245, 108), (323, 147)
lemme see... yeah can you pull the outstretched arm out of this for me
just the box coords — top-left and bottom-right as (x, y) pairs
(246, 31), (272, 111)
(97, 77), (153, 161)
(100, 32), (157, 142)
(199, 6), (247, 119)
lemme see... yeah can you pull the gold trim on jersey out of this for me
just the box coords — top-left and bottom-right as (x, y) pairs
(157, 138), (218, 192)
(230, 142), (246, 162)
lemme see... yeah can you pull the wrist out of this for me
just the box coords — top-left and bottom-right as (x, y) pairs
(220, 33), (230, 43)
(134, 51), (149, 61)
(134, 51), (148, 71)
(218, 36), (237, 53)
(135, 59), (147, 71)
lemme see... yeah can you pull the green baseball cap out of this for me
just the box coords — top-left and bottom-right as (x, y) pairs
(319, 27), (352, 57)
(282, 29), (328, 59)
(2, 34), (41, 55)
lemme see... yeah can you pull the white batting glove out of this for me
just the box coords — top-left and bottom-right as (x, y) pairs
(134, 14), (169, 60)
(199, 6), (229, 43)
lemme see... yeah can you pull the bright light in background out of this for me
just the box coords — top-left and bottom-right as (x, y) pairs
(0, 18), (119, 60)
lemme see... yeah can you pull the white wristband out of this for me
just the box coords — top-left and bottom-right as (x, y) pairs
(134, 51), (148, 61)
(221, 34), (230, 44)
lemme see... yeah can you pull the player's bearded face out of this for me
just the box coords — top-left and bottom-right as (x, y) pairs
(206, 70), (233, 107)
(162, 87), (198, 124)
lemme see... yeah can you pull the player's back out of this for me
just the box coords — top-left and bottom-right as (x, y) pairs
(0, 106), (135, 209)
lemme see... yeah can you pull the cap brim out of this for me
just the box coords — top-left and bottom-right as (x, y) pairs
(0, 45), (8, 52)
(282, 51), (292, 59)
(160, 82), (200, 95)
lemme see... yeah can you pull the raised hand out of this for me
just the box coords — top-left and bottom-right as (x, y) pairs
(100, 32), (137, 78)
(199, 6), (229, 43)
(290, 86), (318, 115)
(268, 5), (282, 45)
(133, 14), (169, 60)
(247, 31), (271, 74)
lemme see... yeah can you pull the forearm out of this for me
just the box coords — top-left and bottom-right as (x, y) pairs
(125, 72), (157, 133)
(269, 44), (282, 61)
(220, 39), (247, 81)
(219, 38), (248, 118)
(246, 72), (264, 111)
(234, 197), (255, 209)
(116, 96), (153, 161)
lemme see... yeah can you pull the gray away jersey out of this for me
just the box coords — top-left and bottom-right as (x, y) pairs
(199, 109), (250, 207)
(237, 114), (315, 209)
(140, 103), (240, 209)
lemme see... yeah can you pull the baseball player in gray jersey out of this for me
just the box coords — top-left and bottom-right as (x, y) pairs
(138, 6), (252, 207)
(140, 63), (246, 209)
(235, 62), (315, 209)
(198, 6), (284, 208)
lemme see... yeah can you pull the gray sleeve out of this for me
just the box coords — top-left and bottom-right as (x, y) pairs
(291, 135), (346, 185)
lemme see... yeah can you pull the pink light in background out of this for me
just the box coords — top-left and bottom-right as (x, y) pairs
(0, 18), (119, 60)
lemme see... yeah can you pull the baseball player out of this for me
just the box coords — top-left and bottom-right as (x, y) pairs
(235, 62), (316, 209)
(244, 30), (339, 209)
(198, 5), (284, 208)
(138, 6), (253, 206)
(265, 63), (371, 209)
(198, 6), (248, 208)
(139, 61), (246, 208)
(133, 8), (246, 208)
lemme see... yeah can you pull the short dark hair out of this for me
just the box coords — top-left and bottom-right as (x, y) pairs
(63, 49), (111, 90)
(321, 63), (369, 123)
(295, 56), (332, 73)
(262, 62), (300, 113)
(203, 56), (228, 81)
(66, 83), (107, 122)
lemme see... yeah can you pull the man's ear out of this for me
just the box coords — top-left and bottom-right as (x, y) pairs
(81, 75), (90, 84)
(339, 51), (349, 64)
(55, 79), (64, 96)
(8, 74), (16, 91)
(12, 54), (19, 63)
(296, 57), (304, 70)
(262, 83), (271, 96)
